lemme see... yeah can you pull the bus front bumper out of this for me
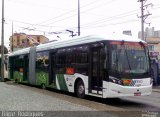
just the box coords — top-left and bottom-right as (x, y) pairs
(103, 82), (152, 98)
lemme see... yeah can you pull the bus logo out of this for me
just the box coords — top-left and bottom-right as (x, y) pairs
(135, 80), (143, 83)
(130, 80), (143, 86)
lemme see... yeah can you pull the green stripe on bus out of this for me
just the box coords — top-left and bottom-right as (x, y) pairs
(36, 71), (49, 86)
(57, 74), (68, 91)
(13, 71), (23, 82)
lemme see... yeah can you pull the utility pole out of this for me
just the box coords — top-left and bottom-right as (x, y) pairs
(1, 0), (4, 81)
(138, 0), (152, 41)
(78, 0), (80, 36)
(141, 0), (145, 41)
(12, 21), (14, 52)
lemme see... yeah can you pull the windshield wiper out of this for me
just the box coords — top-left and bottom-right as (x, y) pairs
(139, 41), (149, 73)
(111, 43), (122, 72)
(122, 41), (132, 73)
(115, 42), (124, 72)
(115, 41), (127, 73)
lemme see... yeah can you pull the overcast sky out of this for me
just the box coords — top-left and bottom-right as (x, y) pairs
(0, 0), (160, 47)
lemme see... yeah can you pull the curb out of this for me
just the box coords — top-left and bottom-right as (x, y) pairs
(152, 89), (160, 93)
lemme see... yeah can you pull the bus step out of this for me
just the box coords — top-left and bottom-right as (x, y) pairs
(89, 92), (103, 97)
(91, 90), (103, 95)
(93, 86), (103, 91)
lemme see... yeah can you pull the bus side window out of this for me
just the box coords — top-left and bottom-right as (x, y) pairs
(56, 53), (66, 74)
(66, 54), (73, 67)
(76, 52), (88, 75)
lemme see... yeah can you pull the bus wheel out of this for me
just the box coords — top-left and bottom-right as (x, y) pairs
(41, 84), (46, 89)
(15, 79), (18, 84)
(76, 80), (85, 98)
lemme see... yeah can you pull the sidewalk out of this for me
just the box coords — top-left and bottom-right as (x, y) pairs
(152, 86), (160, 93)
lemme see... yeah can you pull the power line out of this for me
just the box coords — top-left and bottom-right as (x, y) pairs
(4, 1), (160, 38)
(40, 0), (117, 25)
(5, 19), (68, 28)
(6, 5), (160, 28)
(7, 0), (71, 11)
(5, 3), (160, 29)
(6, 10), (160, 36)
(81, 4), (160, 30)
(5, 15), (160, 40)
(81, 15), (160, 30)
(81, 10), (139, 28)
(82, 19), (139, 29)
(79, 0), (118, 14)
(6, 5), (160, 29)
(37, 0), (106, 25)
(43, 1), (159, 28)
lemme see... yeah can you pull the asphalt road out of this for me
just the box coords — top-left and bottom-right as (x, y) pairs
(0, 82), (93, 111)
(0, 82), (160, 117)
(120, 91), (160, 111)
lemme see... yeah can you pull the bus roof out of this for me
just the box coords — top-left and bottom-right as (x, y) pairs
(9, 34), (146, 57)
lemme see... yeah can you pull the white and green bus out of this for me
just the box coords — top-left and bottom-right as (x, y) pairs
(8, 34), (152, 98)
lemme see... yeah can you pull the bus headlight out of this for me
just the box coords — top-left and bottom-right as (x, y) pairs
(109, 77), (123, 85)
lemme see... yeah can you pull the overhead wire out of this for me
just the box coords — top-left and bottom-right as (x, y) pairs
(5, 1), (160, 36)
(6, 1), (159, 28)
(43, 3), (160, 26)
(37, 0), (106, 25)
(6, 5), (160, 32)
(81, 5), (160, 29)
(81, 15), (160, 30)
(7, 0), (71, 11)
(44, 0), (118, 25)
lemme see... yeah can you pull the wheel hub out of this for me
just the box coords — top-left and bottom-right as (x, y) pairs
(78, 85), (84, 94)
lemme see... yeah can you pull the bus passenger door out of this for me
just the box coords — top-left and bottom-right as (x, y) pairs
(49, 52), (56, 86)
(23, 55), (29, 81)
(89, 47), (103, 95)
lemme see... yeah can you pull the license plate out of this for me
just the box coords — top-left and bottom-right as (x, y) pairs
(134, 92), (141, 96)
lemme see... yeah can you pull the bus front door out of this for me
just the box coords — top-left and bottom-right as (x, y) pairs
(23, 55), (29, 81)
(89, 47), (103, 95)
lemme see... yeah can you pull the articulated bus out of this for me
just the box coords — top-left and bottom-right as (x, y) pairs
(8, 34), (152, 98)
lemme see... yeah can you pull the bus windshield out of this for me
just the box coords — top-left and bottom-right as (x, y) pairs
(110, 41), (149, 75)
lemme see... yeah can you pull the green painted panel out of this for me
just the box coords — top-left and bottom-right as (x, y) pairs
(36, 71), (49, 86)
(21, 81), (28, 84)
(13, 71), (23, 83)
(57, 74), (68, 91)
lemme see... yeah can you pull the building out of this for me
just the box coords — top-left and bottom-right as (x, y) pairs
(154, 31), (160, 38)
(142, 27), (160, 85)
(9, 33), (49, 52)
(138, 27), (160, 39)
(146, 37), (160, 85)
(146, 37), (160, 58)
(123, 30), (132, 36)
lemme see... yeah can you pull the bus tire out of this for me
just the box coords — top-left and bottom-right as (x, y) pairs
(76, 80), (85, 98)
(41, 83), (46, 89)
(15, 79), (18, 84)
